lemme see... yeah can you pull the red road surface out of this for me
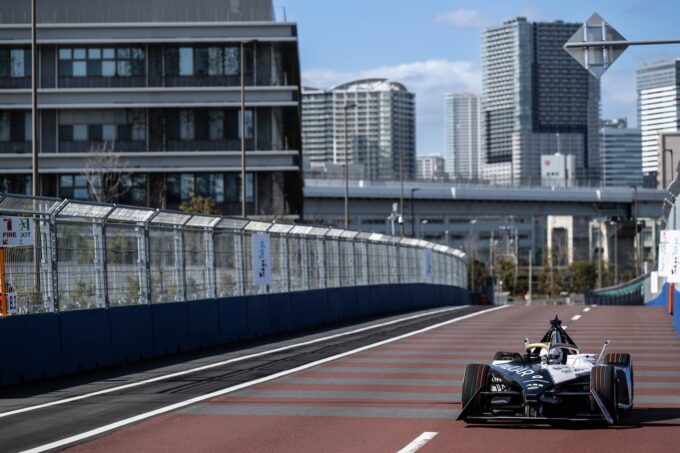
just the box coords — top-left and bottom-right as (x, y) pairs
(69, 305), (680, 452)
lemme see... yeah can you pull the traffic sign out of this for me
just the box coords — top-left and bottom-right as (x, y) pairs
(564, 13), (627, 79)
(0, 216), (33, 247)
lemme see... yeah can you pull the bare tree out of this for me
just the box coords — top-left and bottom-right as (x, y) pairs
(81, 141), (131, 203)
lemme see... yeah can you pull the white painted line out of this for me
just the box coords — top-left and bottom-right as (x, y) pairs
(396, 432), (438, 453)
(21, 305), (509, 453)
(583, 307), (591, 312)
(571, 314), (582, 321)
(0, 305), (472, 420)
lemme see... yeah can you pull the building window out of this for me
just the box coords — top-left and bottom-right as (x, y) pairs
(0, 49), (31, 78)
(179, 110), (195, 140)
(59, 110), (146, 144)
(165, 46), (240, 76)
(58, 47), (144, 77)
(59, 175), (89, 200)
(179, 48), (193, 76)
(0, 174), (31, 195)
(0, 111), (31, 141)
(209, 111), (224, 140)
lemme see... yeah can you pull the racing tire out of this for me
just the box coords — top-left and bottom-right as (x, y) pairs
(461, 364), (490, 413)
(493, 351), (522, 362)
(602, 353), (634, 411)
(591, 365), (619, 423)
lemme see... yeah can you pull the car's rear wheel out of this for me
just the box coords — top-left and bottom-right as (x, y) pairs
(493, 351), (522, 361)
(591, 365), (619, 423)
(462, 364), (491, 413)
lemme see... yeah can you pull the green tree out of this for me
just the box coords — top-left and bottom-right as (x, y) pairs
(468, 259), (487, 292)
(495, 257), (516, 294)
(179, 193), (220, 215)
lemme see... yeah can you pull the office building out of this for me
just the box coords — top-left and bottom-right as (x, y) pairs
(301, 79), (415, 181)
(416, 154), (446, 181)
(637, 59), (680, 185)
(445, 93), (480, 180)
(0, 0), (303, 217)
(600, 119), (642, 187)
(541, 153), (575, 188)
(481, 18), (601, 186)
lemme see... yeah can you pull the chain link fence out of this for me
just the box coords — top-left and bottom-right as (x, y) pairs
(0, 193), (467, 315)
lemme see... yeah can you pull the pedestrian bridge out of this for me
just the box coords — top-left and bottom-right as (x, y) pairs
(0, 193), (468, 386)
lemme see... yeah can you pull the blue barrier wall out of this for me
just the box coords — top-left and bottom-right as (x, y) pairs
(645, 283), (680, 336)
(0, 283), (469, 386)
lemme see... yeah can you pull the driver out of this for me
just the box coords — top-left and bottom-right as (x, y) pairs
(547, 348), (564, 365)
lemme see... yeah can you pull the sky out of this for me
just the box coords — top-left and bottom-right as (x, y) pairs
(277, 0), (680, 156)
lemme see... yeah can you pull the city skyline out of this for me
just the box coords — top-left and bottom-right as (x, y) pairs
(283, 0), (680, 155)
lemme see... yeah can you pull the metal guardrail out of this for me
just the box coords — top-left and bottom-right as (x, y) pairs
(0, 193), (467, 315)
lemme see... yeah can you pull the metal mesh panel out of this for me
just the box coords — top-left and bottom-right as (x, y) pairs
(214, 230), (242, 298)
(56, 221), (100, 311)
(149, 226), (183, 303)
(0, 195), (61, 215)
(287, 235), (305, 291)
(105, 224), (142, 306)
(184, 229), (209, 301)
(307, 237), (324, 290)
(268, 234), (289, 293)
(339, 240), (355, 286)
(1, 240), (43, 313)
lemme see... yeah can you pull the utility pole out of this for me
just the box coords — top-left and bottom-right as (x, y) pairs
(240, 40), (247, 218)
(343, 99), (356, 229)
(528, 248), (533, 304)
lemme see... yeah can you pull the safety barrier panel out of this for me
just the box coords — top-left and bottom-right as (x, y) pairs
(0, 283), (468, 386)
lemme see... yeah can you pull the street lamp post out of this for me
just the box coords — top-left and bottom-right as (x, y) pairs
(31, 0), (38, 196)
(609, 219), (619, 284)
(420, 219), (428, 240)
(410, 188), (420, 237)
(469, 219), (477, 291)
(240, 40), (257, 218)
(343, 100), (356, 229)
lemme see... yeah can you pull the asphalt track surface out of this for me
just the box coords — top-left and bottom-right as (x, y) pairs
(2, 303), (680, 452)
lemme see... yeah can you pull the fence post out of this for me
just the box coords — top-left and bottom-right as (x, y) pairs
(281, 234), (290, 292)
(136, 223), (151, 304)
(317, 237), (325, 289)
(235, 230), (246, 296)
(39, 219), (54, 310)
(92, 220), (109, 308)
(174, 226), (186, 302)
(204, 228), (216, 299)
(301, 235), (309, 290)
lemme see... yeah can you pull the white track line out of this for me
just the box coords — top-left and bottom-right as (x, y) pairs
(583, 307), (591, 312)
(22, 305), (509, 453)
(0, 305), (473, 420)
(571, 314), (582, 321)
(396, 432), (438, 453)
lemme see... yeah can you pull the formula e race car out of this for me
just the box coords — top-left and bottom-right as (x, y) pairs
(458, 316), (633, 425)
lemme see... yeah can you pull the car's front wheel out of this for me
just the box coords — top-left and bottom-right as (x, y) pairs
(591, 365), (619, 423)
(462, 364), (490, 413)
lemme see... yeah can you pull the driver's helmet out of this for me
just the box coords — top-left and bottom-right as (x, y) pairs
(547, 348), (564, 365)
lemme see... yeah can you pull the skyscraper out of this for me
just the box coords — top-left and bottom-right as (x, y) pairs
(445, 93), (480, 180)
(301, 79), (416, 181)
(481, 18), (601, 185)
(637, 59), (680, 184)
(600, 119), (643, 187)
(416, 154), (446, 181)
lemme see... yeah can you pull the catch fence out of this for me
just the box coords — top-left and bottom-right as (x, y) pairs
(0, 193), (467, 315)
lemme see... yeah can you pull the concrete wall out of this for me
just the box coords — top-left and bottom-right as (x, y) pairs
(0, 283), (468, 387)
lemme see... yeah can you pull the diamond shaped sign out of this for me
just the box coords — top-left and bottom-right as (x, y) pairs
(564, 13), (628, 79)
